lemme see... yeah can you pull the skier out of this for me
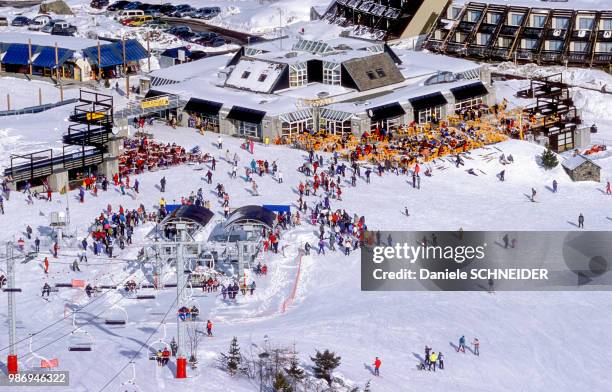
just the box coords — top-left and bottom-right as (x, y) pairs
(44, 257), (49, 274)
(170, 338), (178, 357)
(249, 281), (256, 295)
(34, 237), (40, 253)
(531, 188), (536, 202)
(472, 338), (480, 356)
(503, 233), (509, 248)
(424, 345), (431, 365)
(41, 282), (51, 297)
(438, 352), (444, 369)
(607, 181), (611, 195)
(404, 207), (409, 217)
(252, 180), (259, 196)
(317, 239), (325, 255)
(457, 335), (466, 353)
(304, 242), (311, 256)
(373, 357), (381, 376)
(429, 352), (438, 371)
(72, 259), (80, 272)
(578, 213), (584, 228)
(26, 225), (32, 240)
(499, 169), (505, 182)
(277, 170), (283, 184)
(85, 284), (93, 298)
(162, 348), (170, 366)
(206, 320), (213, 336)
(217, 135), (223, 150)
(160, 177), (166, 192)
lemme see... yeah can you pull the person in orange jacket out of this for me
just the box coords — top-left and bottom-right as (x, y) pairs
(373, 357), (381, 376)
(206, 320), (213, 337)
(44, 257), (49, 274)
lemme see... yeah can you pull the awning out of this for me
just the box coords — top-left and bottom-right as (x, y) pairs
(319, 108), (354, 122)
(83, 45), (123, 68)
(225, 205), (277, 229)
(184, 97), (223, 116)
(409, 92), (448, 111)
(32, 47), (73, 68)
(279, 109), (312, 123)
(161, 46), (192, 59)
(144, 90), (166, 98)
(118, 40), (148, 62)
(367, 102), (405, 122)
(1, 44), (35, 65)
(226, 106), (266, 124)
(450, 82), (489, 101)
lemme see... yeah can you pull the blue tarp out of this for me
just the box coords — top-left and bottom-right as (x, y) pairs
(263, 205), (291, 213)
(32, 47), (73, 68)
(2, 44), (36, 65)
(165, 204), (181, 213)
(120, 40), (149, 62)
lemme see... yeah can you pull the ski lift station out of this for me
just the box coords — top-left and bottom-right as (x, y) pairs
(154, 204), (278, 278)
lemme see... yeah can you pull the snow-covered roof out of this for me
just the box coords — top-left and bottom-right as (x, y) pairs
(0, 32), (98, 51)
(225, 59), (286, 93)
(561, 154), (600, 170)
(451, 0), (611, 11)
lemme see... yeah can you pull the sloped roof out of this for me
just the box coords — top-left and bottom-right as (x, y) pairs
(225, 59), (286, 93)
(341, 52), (404, 92)
(163, 205), (215, 228)
(562, 154), (600, 170)
(224, 205), (276, 229)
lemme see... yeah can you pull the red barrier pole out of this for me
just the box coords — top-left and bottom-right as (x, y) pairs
(176, 357), (187, 378)
(7, 355), (18, 374)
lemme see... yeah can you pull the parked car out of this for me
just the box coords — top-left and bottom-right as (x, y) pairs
(160, 3), (177, 16)
(116, 9), (144, 20)
(0, 17), (8, 27)
(144, 20), (170, 30)
(51, 22), (77, 36)
(107, 0), (130, 11)
(90, 0), (109, 9)
(208, 37), (226, 47)
(123, 1), (143, 10)
(127, 15), (153, 27)
(41, 19), (67, 33)
(11, 16), (31, 26)
(194, 7), (221, 20)
(166, 25), (191, 35)
(189, 31), (218, 43)
(175, 30), (195, 40)
(171, 5), (196, 18)
(28, 14), (52, 30)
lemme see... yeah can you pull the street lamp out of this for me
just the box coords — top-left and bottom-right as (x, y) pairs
(258, 352), (270, 392)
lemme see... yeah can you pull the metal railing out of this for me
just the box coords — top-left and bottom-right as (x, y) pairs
(0, 98), (78, 117)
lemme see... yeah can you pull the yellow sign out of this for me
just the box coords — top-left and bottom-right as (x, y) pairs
(86, 112), (105, 121)
(141, 97), (169, 109)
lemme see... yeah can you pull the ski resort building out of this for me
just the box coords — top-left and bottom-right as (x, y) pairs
(321, 0), (450, 41)
(423, 0), (612, 69)
(562, 154), (601, 182)
(143, 36), (494, 142)
(0, 33), (149, 81)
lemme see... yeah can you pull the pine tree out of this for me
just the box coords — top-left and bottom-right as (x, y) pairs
(284, 355), (305, 388)
(273, 372), (293, 392)
(540, 146), (558, 170)
(310, 349), (341, 386)
(227, 337), (241, 375)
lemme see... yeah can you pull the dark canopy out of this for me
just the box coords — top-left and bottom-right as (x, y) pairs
(224, 205), (276, 229)
(165, 205), (214, 228)
(226, 106), (266, 124)
(409, 92), (448, 111)
(450, 82), (488, 101)
(367, 102), (405, 122)
(184, 98), (223, 116)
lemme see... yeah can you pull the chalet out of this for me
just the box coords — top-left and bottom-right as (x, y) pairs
(424, 1), (612, 69)
(562, 154), (601, 182)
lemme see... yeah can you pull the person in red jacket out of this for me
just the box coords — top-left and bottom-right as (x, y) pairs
(206, 320), (213, 337)
(53, 242), (59, 258)
(44, 257), (49, 274)
(373, 357), (381, 376)
(162, 348), (170, 366)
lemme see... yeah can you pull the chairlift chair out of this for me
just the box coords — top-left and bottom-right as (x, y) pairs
(147, 323), (169, 360)
(117, 362), (143, 392)
(104, 305), (129, 326)
(68, 314), (94, 352)
(25, 335), (57, 370)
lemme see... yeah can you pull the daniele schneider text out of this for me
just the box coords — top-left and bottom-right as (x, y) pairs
(370, 243), (549, 281)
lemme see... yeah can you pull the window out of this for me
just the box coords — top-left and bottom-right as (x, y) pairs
(601, 19), (612, 30)
(454, 32), (465, 43)
(449, 6), (462, 20)
(238, 121), (261, 138)
(370, 116), (401, 131)
(375, 68), (386, 78)
(289, 62), (307, 88)
(531, 14), (546, 28)
(597, 42), (612, 53)
(366, 71), (376, 80)
(552, 17), (569, 29)
(509, 13), (524, 26)
(416, 106), (442, 124)
(455, 96), (483, 111)
(477, 33), (491, 46)
(323, 61), (341, 85)
(241, 71), (250, 79)
(522, 39), (538, 50)
(258, 74), (267, 82)
(556, 131), (573, 152)
(571, 41), (588, 52)
(498, 37), (512, 48)
(578, 17), (594, 30)
(281, 117), (313, 138)
(466, 10), (482, 23)
(319, 109), (353, 135)
(488, 13), (501, 25)
(546, 40), (564, 51)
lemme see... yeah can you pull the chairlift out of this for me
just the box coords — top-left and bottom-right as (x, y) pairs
(103, 305), (129, 326)
(117, 361), (143, 392)
(68, 313), (94, 352)
(147, 322), (170, 360)
(25, 335), (58, 370)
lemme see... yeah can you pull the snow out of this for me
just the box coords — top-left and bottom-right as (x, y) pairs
(0, 77), (78, 110)
(0, 31), (98, 50)
(561, 154), (598, 170)
(225, 58), (285, 93)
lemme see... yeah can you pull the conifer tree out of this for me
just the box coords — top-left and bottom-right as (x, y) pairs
(227, 336), (241, 375)
(310, 349), (341, 386)
(540, 146), (558, 169)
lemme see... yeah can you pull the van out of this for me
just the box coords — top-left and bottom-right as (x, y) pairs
(28, 14), (52, 31)
(116, 9), (144, 20)
(126, 15), (153, 27)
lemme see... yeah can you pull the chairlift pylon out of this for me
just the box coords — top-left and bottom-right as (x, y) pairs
(68, 313), (94, 352)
